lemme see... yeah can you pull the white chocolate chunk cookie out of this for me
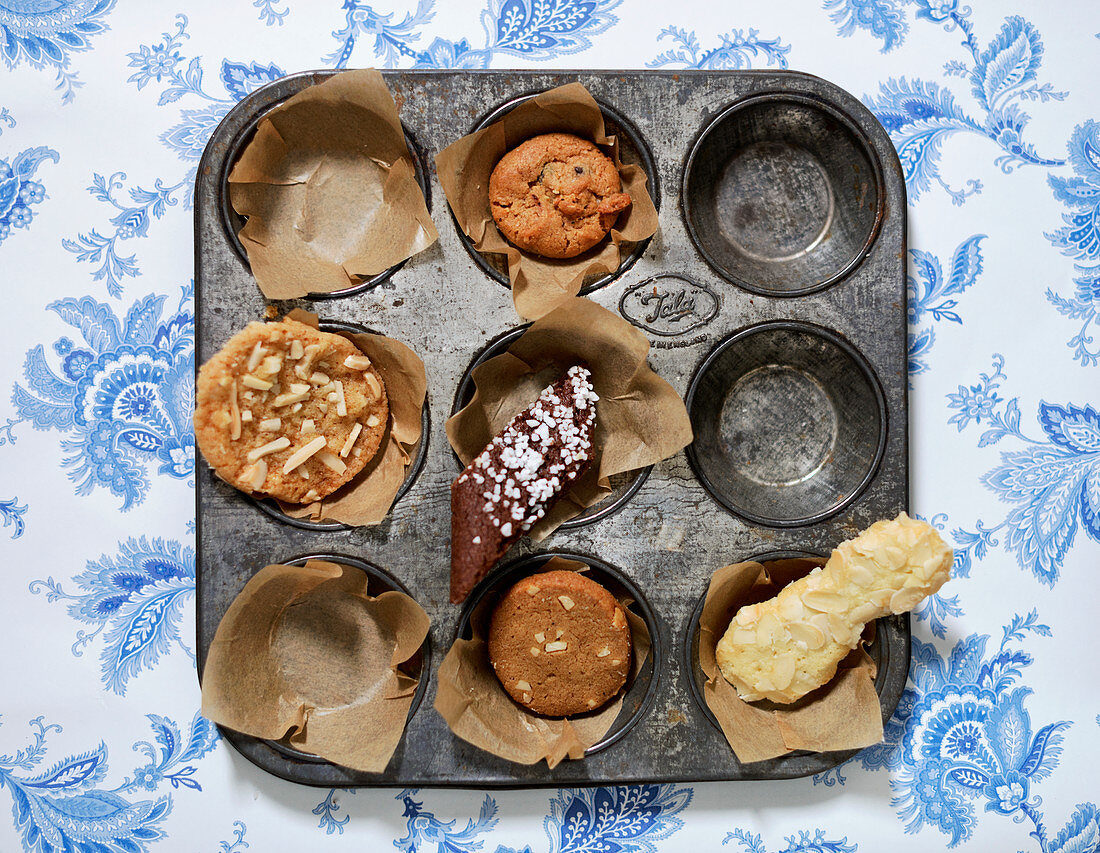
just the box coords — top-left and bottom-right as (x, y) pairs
(195, 319), (388, 503)
(716, 513), (951, 704)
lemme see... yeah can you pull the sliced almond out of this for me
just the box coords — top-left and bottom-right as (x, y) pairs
(246, 342), (266, 372)
(557, 595), (575, 611)
(534, 632), (546, 644)
(273, 389), (309, 407)
(281, 435), (327, 475)
(514, 680), (531, 693)
(240, 409), (253, 423)
(800, 589), (848, 613)
(522, 692), (532, 704)
(731, 628), (756, 645)
(258, 417), (281, 432)
(300, 419), (315, 434)
(734, 604), (759, 626)
(343, 354), (372, 370)
(788, 621), (826, 650)
(317, 402), (329, 414)
(611, 608), (626, 630)
(243, 459), (267, 491)
(777, 594), (805, 622)
(756, 612), (785, 645)
(241, 374), (273, 391)
(364, 372), (382, 401)
(587, 699), (597, 709)
(555, 629), (564, 639)
(290, 402), (303, 414)
(596, 647), (610, 657)
(228, 380), (241, 440)
(772, 654), (796, 690)
(316, 451), (346, 474)
(529, 647), (540, 657)
(309, 371), (330, 386)
(827, 613), (856, 645)
(288, 339), (304, 360)
(339, 423), (362, 458)
(334, 380), (347, 416)
(847, 563), (875, 587)
(258, 355), (283, 376)
(365, 414), (381, 428)
(304, 488), (320, 502)
(544, 641), (567, 653)
(297, 467), (309, 479)
(890, 587), (926, 614)
(247, 436), (290, 461)
(525, 584), (540, 595)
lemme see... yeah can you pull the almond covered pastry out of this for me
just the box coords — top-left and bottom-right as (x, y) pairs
(716, 513), (952, 704)
(195, 319), (388, 504)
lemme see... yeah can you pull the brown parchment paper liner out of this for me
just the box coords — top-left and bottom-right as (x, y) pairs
(228, 69), (438, 299)
(435, 82), (659, 320)
(274, 309), (427, 526)
(434, 557), (650, 768)
(200, 559), (430, 773)
(446, 298), (693, 539)
(699, 558), (884, 764)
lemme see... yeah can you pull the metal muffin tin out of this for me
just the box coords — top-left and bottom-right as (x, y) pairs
(195, 69), (908, 787)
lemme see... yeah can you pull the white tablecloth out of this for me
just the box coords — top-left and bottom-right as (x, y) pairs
(2, 1), (1098, 850)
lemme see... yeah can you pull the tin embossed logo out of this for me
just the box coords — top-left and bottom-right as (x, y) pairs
(619, 274), (719, 337)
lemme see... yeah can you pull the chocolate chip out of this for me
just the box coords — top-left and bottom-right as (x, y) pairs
(574, 166), (584, 174)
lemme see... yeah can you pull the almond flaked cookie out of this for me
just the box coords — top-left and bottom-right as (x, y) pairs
(488, 570), (631, 717)
(195, 319), (388, 504)
(716, 513), (952, 704)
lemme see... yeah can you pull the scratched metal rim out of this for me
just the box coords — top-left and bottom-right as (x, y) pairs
(217, 97), (432, 300)
(684, 320), (888, 527)
(238, 553), (433, 767)
(682, 550), (909, 773)
(453, 91), (659, 296)
(682, 91), (886, 298)
(453, 551), (662, 757)
(450, 325), (652, 530)
(250, 320), (431, 532)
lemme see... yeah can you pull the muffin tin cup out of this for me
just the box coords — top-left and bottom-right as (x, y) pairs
(455, 92), (659, 295)
(196, 69), (908, 787)
(682, 550), (909, 773)
(208, 553), (432, 777)
(453, 551), (662, 757)
(451, 325), (652, 530)
(683, 92), (885, 297)
(686, 321), (887, 527)
(218, 101), (432, 300)
(238, 320), (430, 532)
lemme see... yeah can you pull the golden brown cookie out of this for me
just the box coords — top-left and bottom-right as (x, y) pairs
(488, 570), (631, 716)
(195, 318), (388, 504)
(489, 132), (631, 259)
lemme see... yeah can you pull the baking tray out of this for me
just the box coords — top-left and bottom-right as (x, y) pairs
(194, 69), (908, 787)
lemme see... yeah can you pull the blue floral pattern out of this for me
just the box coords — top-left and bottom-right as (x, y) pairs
(847, 613), (1095, 851)
(0, 711), (215, 853)
(724, 829), (857, 852)
(0, 495), (26, 538)
(29, 535), (195, 695)
(907, 234), (984, 379)
(647, 27), (790, 70)
(0, 0), (117, 102)
(864, 14), (1065, 204)
(10, 288), (194, 509)
(946, 355), (1100, 585)
(823, 0), (906, 54)
(0, 145), (57, 246)
(1046, 120), (1100, 366)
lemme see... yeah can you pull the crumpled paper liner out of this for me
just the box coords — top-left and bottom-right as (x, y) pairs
(200, 559), (430, 773)
(699, 558), (884, 764)
(275, 309), (426, 526)
(446, 298), (692, 539)
(434, 557), (650, 768)
(435, 82), (659, 319)
(229, 69), (438, 299)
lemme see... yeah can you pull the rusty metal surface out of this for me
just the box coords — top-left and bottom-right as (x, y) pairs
(194, 69), (908, 787)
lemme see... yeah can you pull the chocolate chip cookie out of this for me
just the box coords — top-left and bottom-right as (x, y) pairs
(195, 318), (388, 504)
(488, 570), (631, 716)
(489, 132), (631, 259)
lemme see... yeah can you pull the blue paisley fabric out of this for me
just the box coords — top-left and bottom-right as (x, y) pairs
(1, 1), (1098, 850)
